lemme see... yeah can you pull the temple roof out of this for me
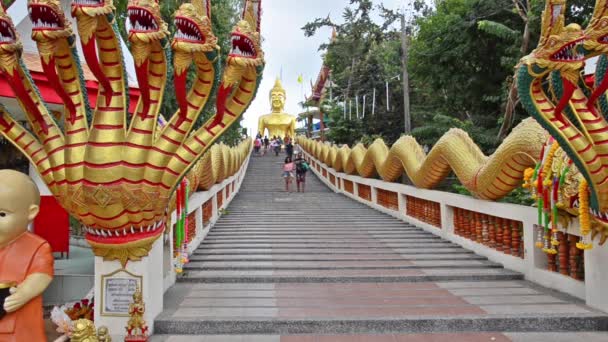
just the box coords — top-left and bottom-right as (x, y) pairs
(7, 0), (138, 87)
(21, 52), (97, 81)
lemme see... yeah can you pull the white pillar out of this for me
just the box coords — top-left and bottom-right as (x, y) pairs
(585, 245), (608, 312)
(94, 237), (164, 339)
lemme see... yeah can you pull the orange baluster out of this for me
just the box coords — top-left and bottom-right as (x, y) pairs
(503, 219), (512, 255)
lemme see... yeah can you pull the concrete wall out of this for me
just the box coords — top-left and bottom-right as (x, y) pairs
(301, 149), (608, 313)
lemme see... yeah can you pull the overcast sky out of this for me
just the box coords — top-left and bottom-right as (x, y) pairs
(242, 0), (404, 135)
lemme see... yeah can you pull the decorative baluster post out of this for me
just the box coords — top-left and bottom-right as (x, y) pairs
(511, 221), (522, 258)
(503, 219), (512, 255)
(475, 212), (483, 243)
(495, 217), (504, 252)
(569, 234), (580, 280)
(488, 216), (496, 248)
(547, 247), (557, 272)
(454, 208), (460, 235)
(558, 231), (569, 275)
(481, 215), (489, 246)
(465, 210), (473, 239)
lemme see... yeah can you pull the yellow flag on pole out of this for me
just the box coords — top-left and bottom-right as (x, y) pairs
(297, 74), (303, 84)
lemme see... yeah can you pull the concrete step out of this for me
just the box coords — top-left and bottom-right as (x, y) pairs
(188, 253), (489, 262)
(178, 268), (523, 283)
(192, 248), (478, 255)
(150, 332), (608, 342)
(198, 242), (455, 248)
(183, 259), (502, 270)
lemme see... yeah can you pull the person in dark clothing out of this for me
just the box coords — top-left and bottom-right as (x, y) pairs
(294, 152), (308, 192)
(285, 141), (293, 158)
(263, 136), (269, 152)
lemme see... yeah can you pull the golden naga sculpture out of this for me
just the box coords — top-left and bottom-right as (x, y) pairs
(167, 138), (251, 214)
(196, 139), (252, 191)
(0, 0), (264, 265)
(298, 118), (548, 200)
(258, 78), (297, 138)
(519, 0), (608, 248)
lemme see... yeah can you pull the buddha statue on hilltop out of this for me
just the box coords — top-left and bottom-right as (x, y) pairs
(258, 78), (297, 139)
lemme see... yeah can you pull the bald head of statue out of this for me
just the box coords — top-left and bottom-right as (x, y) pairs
(0, 170), (41, 247)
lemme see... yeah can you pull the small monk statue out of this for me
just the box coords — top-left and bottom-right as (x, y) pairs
(0, 169), (54, 342)
(125, 286), (148, 341)
(257, 78), (297, 138)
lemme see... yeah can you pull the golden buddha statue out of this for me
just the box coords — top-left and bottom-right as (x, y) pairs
(258, 78), (297, 138)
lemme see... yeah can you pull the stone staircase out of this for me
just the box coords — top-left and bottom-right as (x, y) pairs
(152, 153), (608, 341)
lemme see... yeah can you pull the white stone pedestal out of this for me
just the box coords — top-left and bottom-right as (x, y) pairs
(94, 236), (164, 339)
(585, 245), (608, 313)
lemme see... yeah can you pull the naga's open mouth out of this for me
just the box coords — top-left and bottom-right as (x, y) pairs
(0, 19), (15, 45)
(229, 33), (256, 58)
(29, 4), (64, 31)
(590, 208), (608, 224)
(128, 7), (158, 33)
(599, 33), (608, 44)
(174, 16), (203, 43)
(84, 220), (165, 244)
(550, 38), (584, 62)
(72, 0), (103, 7)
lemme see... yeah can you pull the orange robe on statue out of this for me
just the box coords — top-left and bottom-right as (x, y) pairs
(0, 232), (54, 342)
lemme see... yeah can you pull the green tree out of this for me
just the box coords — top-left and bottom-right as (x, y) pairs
(409, 0), (594, 151)
(303, 0), (411, 145)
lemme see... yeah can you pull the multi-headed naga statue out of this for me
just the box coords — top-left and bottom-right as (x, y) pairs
(518, 0), (608, 247)
(0, 0), (264, 265)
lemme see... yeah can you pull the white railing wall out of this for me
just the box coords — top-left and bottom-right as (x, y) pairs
(302, 148), (608, 313)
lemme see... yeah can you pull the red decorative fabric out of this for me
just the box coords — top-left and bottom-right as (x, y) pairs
(33, 196), (69, 254)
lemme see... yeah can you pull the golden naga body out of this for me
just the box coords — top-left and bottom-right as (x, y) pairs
(298, 118), (548, 200)
(0, 0), (264, 265)
(258, 78), (297, 138)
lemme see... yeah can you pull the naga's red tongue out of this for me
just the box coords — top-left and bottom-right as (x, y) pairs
(41, 56), (78, 125)
(82, 38), (113, 107)
(209, 83), (233, 129)
(588, 70), (608, 112)
(174, 69), (188, 127)
(5, 68), (49, 134)
(554, 77), (577, 124)
(134, 59), (152, 120)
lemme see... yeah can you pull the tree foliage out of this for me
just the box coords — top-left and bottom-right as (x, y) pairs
(305, 0), (594, 153)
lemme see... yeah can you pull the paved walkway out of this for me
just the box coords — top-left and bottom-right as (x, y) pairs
(152, 154), (608, 341)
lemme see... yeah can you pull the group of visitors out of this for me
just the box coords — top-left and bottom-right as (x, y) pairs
(254, 133), (306, 192)
(254, 134), (294, 158)
(283, 151), (308, 193)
